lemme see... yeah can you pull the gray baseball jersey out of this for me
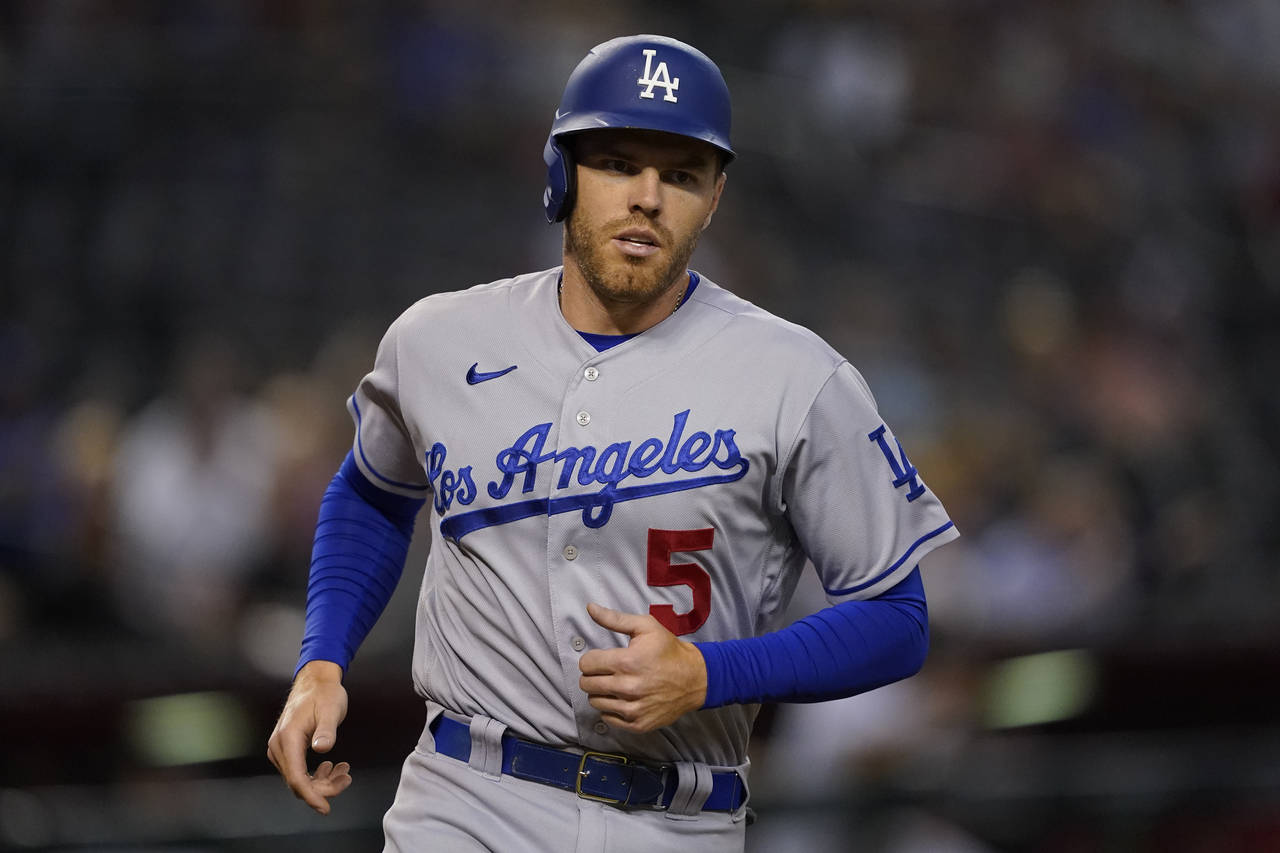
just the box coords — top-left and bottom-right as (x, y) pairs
(349, 266), (958, 769)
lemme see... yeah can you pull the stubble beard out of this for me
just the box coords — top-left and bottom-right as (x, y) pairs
(564, 212), (701, 307)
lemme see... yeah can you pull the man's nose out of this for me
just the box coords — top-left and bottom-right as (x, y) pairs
(628, 167), (662, 216)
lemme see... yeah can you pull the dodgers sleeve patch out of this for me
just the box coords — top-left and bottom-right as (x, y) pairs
(782, 363), (959, 600)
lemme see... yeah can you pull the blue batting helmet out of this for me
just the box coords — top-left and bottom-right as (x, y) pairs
(542, 35), (735, 223)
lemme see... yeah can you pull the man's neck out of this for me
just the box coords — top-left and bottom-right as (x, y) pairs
(558, 263), (688, 335)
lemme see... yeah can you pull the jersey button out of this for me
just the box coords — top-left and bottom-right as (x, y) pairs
(584, 366), (599, 381)
(571, 636), (586, 652)
(593, 721), (609, 735)
(575, 411), (591, 426)
(563, 545), (578, 561)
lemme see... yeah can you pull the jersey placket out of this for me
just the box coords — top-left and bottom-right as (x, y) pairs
(546, 356), (618, 746)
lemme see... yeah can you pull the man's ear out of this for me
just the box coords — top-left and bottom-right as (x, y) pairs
(703, 171), (728, 231)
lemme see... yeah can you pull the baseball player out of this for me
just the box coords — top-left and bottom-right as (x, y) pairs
(267, 34), (958, 852)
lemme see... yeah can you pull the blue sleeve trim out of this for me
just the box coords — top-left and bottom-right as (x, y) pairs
(824, 521), (954, 596)
(338, 451), (424, 535)
(696, 567), (928, 707)
(349, 396), (430, 492)
(295, 451), (427, 676)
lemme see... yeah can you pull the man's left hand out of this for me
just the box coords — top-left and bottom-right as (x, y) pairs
(578, 603), (708, 732)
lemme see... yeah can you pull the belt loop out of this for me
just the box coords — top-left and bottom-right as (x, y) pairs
(418, 702), (446, 753)
(664, 761), (713, 819)
(468, 715), (508, 780)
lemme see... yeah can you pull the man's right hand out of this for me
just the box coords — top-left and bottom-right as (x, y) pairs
(266, 660), (352, 815)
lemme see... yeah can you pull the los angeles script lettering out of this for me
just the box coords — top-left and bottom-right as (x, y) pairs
(424, 409), (748, 533)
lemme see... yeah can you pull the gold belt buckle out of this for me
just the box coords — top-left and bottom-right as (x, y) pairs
(575, 750), (630, 804)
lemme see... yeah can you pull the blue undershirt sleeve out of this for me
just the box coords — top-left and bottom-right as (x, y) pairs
(696, 567), (928, 707)
(295, 451), (427, 677)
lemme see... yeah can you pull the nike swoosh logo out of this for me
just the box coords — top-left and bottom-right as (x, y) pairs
(466, 363), (518, 385)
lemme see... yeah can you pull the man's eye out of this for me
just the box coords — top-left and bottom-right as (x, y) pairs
(603, 159), (632, 173)
(667, 171), (694, 185)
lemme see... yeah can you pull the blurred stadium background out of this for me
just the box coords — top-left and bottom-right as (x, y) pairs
(2, 1), (1279, 850)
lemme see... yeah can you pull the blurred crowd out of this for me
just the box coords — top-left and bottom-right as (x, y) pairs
(2, 1), (1279, 850)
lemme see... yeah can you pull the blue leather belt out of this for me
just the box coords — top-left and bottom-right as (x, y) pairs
(430, 715), (745, 812)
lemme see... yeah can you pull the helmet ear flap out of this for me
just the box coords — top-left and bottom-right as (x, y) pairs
(543, 136), (576, 223)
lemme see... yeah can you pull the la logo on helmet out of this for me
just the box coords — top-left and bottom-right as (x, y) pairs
(637, 49), (679, 102)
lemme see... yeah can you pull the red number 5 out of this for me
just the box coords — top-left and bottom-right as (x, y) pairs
(647, 528), (714, 636)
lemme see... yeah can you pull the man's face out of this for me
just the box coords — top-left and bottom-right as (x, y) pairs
(564, 129), (726, 307)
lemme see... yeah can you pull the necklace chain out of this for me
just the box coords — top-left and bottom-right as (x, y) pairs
(558, 278), (688, 316)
